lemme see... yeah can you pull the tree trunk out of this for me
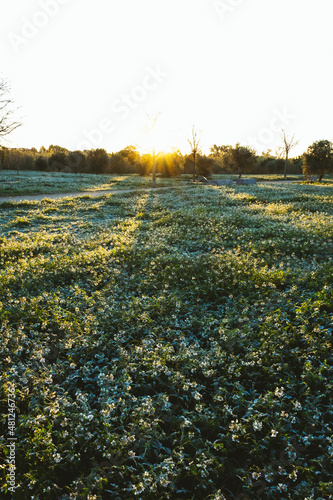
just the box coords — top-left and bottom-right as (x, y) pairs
(192, 152), (196, 182)
(152, 152), (156, 188)
(239, 173), (242, 179)
(318, 174), (324, 182)
(284, 152), (288, 178)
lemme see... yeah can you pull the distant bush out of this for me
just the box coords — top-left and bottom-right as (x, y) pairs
(68, 151), (87, 174)
(158, 151), (184, 178)
(137, 154), (152, 176)
(35, 156), (48, 171)
(108, 147), (141, 174)
(108, 153), (132, 174)
(87, 148), (109, 174)
(49, 152), (69, 171)
(0, 148), (36, 171)
(183, 154), (194, 175)
(256, 157), (302, 175)
(196, 155), (215, 178)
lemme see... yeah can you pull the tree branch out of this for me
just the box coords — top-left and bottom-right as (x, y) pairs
(0, 77), (22, 141)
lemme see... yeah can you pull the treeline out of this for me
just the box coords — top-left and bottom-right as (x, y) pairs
(210, 140), (333, 181)
(0, 144), (303, 177)
(210, 144), (302, 177)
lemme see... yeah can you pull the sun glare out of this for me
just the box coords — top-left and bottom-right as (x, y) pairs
(139, 118), (178, 155)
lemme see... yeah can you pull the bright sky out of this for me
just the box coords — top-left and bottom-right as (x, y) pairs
(1, 0), (332, 156)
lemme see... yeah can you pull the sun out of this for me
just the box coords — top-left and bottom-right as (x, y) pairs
(138, 113), (180, 155)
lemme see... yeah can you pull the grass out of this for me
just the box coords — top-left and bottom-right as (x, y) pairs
(0, 171), (319, 198)
(212, 174), (304, 182)
(0, 171), (189, 197)
(0, 181), (333, 499)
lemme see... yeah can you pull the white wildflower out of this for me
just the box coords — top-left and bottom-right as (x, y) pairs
(253, 420), (262, 432)
(274, 387), (284, 398)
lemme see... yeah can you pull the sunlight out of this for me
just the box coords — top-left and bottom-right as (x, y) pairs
(138, 114), (179, 155)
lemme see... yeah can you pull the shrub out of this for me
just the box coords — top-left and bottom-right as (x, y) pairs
(87, 148), (109, 174)
(196, 155), (215, 178)
(35, 156), (48, 171)
(49, 152), (69, 171)
(158, 151), (183, 178)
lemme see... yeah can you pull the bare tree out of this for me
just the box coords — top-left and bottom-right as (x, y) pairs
(0, 77), (22, 169)
(0, 78), (21, 140)
(279, 129), (298, 179)
(188, 126), (201, 181)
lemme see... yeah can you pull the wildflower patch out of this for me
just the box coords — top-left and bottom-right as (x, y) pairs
(0, 182), (333, 498)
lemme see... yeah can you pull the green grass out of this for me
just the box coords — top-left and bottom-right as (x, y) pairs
(212, 173), (304, 182)
(0, 171), (320, 198)
(0, 171), (188, 197)
(0, 182), (333, 499)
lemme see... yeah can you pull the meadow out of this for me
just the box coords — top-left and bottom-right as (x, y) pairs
(0, 171), (159, 196)
(0, 171), (307, 197)
(0, 179), (333, 499)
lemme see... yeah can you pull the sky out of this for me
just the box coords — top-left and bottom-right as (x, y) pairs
(1, 0), (333, 157)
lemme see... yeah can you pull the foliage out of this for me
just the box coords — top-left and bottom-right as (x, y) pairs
(0, 148), (36, 172)
(196, 154), (215, 178)
(35, 156), (48, 172)
(222, 143), (257, 178)
(68, 151), (87, 174)
(49, 152), (69, 171)
(47, 145), (69, 155)
(0, 144), (304, 179)
(209, 145), (231, 174)
(302, 140), (333, 181)
(108, 146), (141, 175)
(210, 144), (230, 157)
(183, 153), (194, 175)
(137, 154), (153, 176)
(119, 146), (141, 165)
(184, 153), (214, 178)
(157, 151), (183, 178)
(256, 156), (285, 175)
(0, 182), (333, 499)
(210, 146), (302, 176)
(108, 152), (133, 174)
(87, 149), (110, 174)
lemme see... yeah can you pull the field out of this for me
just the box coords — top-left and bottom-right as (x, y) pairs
(0, 171), (166, 196)
(1, 179), (333, 499)
(0, 171), (310, 197)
